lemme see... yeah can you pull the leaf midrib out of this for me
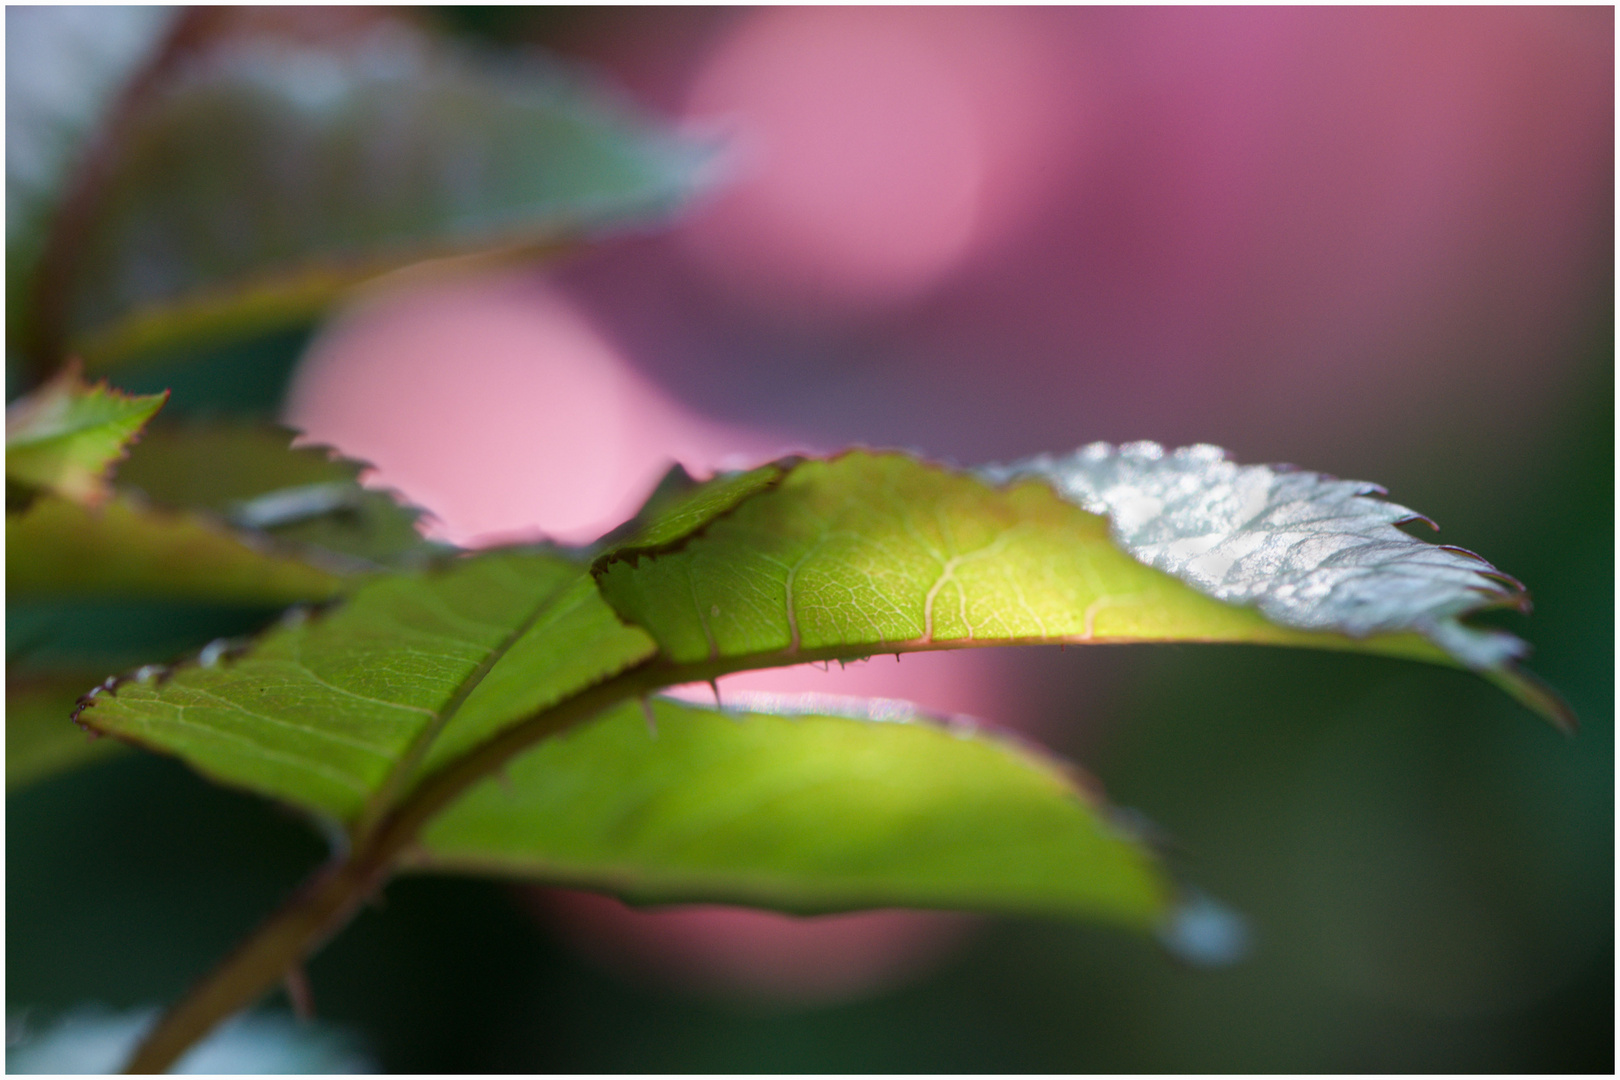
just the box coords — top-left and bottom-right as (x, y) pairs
(348, 569), (590, 841)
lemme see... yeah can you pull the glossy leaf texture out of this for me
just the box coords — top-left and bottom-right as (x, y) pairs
(980, 442), (1532, 670)
(597, 453), (1442, 664)
(5, 364), (167, 507)
(75, 550), (656, 825)
(596, 450), (1566, 727)
(62, 21), (715, 371)
(411, 693), (1173, 929)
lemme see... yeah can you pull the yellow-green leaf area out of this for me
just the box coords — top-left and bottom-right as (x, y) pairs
(595, 452), (1447, 669)
(413, 695), (1171, 927)
(5, 366), (167, 506)
(598, 461), (790, 559)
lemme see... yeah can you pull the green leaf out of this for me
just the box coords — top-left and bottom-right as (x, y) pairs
(64, 24), (714, 371)
(412, 693), (1173, 928)
(7, 493), (346, 605)
(74, 550), (656, 825)
(594, 452), (1444, 664)
(7, 672), (127, 789)
(68, 444), (1562, 946)
(596, 460), (793, 554)
(979, 442), (1533, 671)
(8, 416), (440, 606)
(5, 364), (167, 507)
(115, 422), (439, 567)
(593, 450), (1566, 728)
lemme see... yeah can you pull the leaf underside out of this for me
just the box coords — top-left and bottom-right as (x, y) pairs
(65, 24), (714, 371)
(411, 694), (1171, 928)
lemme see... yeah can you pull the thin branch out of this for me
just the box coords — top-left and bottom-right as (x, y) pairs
(119, 663), (658, 1073)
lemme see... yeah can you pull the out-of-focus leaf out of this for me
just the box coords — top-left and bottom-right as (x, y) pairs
(7, 493), (345, 604)
(7, 412), (440, 605)
(64, 23), (714, 371)
(594, 450), (1567, 728)
(7, 673), (127, 789)
(74, 551), (656, 825)
(5, 364), (166, 507)
(412, 692), (1173, 929)
(117, 423), (439, 567)
(5, 6), (176, 351)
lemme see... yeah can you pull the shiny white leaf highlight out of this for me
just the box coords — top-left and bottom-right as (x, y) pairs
(980, 441), (1529, 671)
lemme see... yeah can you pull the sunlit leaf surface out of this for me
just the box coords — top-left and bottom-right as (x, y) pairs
(414, 693), (1172, 928)
(65, 24), (714, 370)
(979, 442), (1531, 670)
(5, 365), (166, 507)
(599, 460), (792, 555)
(70, 445), (1564, 933)
(597, 450), (1565, 727)
(595, 452), (1448, 665)
(75, 551), (656, 823)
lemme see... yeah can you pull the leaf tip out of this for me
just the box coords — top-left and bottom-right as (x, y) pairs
(70, 675), (120, 729)
(1483, 665), (1579, 735)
